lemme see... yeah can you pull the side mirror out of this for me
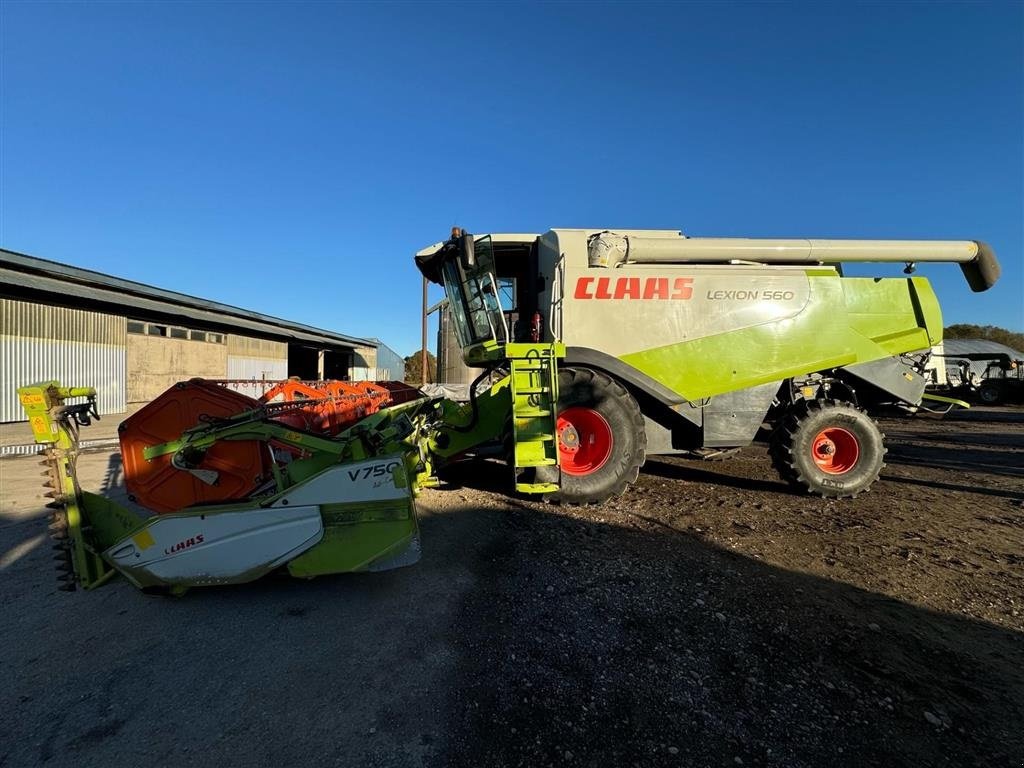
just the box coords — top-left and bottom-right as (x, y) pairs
(460, 233), (476, 270)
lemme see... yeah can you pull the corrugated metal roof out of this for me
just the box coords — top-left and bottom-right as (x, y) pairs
(938, 338), (1024, 360)
(0, 247), (374, 350)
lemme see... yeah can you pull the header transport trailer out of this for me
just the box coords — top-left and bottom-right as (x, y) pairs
(20, 227), (998, 594)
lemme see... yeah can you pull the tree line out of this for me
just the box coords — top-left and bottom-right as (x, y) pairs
(944, 324), (1024, 352)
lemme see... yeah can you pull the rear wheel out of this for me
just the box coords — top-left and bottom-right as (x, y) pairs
(535, 368), (646, 504)
(769, 399), (885, 498)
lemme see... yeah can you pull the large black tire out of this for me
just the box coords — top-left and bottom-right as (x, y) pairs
(977, 382), (1002, 405)
(769, 400), (885, 499)
(535, 367), (646, 504)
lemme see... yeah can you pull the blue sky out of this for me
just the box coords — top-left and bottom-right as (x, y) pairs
(1, 1), (1021, 356)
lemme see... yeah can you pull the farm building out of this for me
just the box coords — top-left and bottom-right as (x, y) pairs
(0, 247), (402, 424)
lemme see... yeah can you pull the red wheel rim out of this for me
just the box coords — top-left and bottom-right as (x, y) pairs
(811, 427), (859, 474)
(557, 407), (613, 476)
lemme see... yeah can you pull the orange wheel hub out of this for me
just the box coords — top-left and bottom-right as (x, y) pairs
(557, 407), (613, 476)
(811, 427), (859, 474)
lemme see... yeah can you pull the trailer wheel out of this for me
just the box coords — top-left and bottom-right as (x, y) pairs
(769, 400), (885, 498)
(536, 368), (646, 504)
(977, 382), (1002, 405)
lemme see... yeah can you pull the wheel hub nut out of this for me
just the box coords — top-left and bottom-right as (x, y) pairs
(560, 425), (580, 453)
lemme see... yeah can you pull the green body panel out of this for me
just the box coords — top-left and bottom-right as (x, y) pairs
(19, 382), (119, 590)
(843, 277), (942, 351)
(507, 343), (562, 493)
(428, 377), (512, 459)
(620, 276), (943, 401)
(921, 393), (971, 409)
(428, 343), (565, 493)
(80, 491), (143, 549)
(463, 339), (510, 366)
(287, 499), (419, 577)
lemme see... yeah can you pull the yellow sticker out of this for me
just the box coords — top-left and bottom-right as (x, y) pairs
(284, 431), (304, 443)
(20, 393), (45, 406)
(132, 529), (156, 551)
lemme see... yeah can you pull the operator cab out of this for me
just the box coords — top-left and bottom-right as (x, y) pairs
(415, 229), (542, 363)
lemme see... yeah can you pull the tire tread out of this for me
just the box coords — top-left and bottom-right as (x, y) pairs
(542, 367), (646, 505)
(769, 399), (886, 499)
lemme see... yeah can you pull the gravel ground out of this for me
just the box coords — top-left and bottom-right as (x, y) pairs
(0, 410), (1021, 767)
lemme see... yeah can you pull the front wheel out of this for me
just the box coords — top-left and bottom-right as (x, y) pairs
(535, 368), (646, 504)
(769, 399), (885, 498)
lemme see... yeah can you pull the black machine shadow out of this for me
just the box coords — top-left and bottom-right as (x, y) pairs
(3, 454), (1022, 768)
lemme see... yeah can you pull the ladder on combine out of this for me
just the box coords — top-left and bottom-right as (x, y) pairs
(506, 343), (562, 493)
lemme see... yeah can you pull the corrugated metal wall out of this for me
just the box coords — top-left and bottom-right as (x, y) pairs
(226, 356), (288, 381)
(224, 334), (287, 392)
(1, 299), (127, 422)
(374, 341), (405, 381)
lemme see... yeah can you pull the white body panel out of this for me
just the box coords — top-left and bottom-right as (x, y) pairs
(563, 265), (812, 357)
(272, 456), (410, 507)
(106, 506), (323, 587)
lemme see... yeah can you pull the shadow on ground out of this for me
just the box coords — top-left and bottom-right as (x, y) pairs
(434, 461), (1023, 768)
(885, 442), (1023, 479)
(2, 449), (1022, 768)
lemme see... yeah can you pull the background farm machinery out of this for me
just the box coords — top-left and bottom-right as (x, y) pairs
(928, 351), (1024, 406)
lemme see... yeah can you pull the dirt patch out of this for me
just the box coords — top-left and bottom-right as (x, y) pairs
(431, 412), (1023, 767)
(1, 410), (1020, 767)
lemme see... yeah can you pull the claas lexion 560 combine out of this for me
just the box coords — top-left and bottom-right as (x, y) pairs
(20, 227), (1000, 594)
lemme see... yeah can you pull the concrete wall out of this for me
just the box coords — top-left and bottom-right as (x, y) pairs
(127, 333), (228, 403)
(226, 335), (288, 360)
(354, 345), (377, 368)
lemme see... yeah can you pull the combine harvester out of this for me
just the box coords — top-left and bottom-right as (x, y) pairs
(20, 227), (999, 594)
